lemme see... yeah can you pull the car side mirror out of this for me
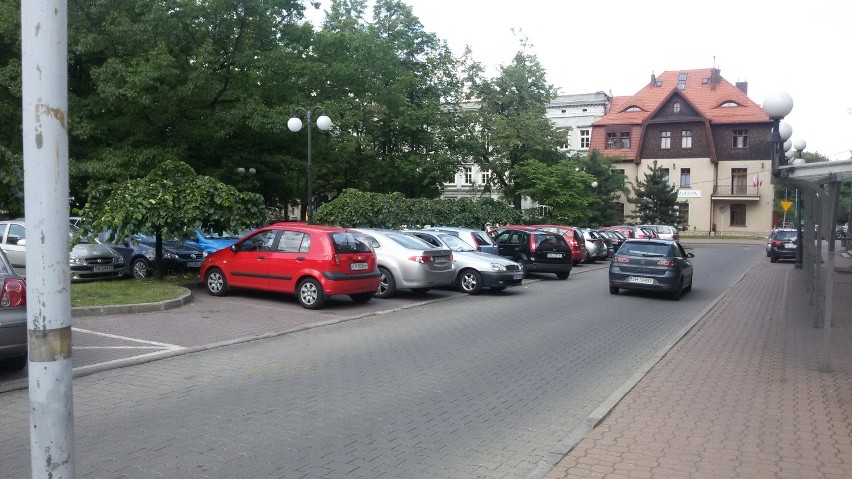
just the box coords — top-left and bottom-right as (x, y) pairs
(16, 239), (26, 246)
(230, 244), (239, 252)
(687, 252), (695, 258)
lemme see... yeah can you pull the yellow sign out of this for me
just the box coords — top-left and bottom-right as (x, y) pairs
(780, 200), (794, 212)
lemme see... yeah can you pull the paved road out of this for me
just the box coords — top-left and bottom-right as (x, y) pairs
(0, 244), (761, 478)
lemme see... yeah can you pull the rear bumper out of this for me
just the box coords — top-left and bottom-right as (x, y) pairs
(321, 271), (382, 295)
(527, 261), (572, 273)
(0, 310), (27, 358)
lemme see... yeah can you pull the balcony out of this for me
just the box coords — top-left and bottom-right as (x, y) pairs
(712, 185), (760, 200)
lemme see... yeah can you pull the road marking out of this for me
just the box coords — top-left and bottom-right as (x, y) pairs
(72, 327), (184, 351)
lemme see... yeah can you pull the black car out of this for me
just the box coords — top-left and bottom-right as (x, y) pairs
(99, 233), (206, 278)
(768, 229), (798, 263)
(608, 239), (694, 300)
(491, 227), (572, 279)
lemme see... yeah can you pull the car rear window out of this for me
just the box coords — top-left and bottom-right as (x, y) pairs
(331, 232), (372, 253)
(471, 231), (494, 246)
(619, 242), (672, 257)
(534, 233), (567, 248)
(386, 232), (435, 250)
(774, 231), (797, 241)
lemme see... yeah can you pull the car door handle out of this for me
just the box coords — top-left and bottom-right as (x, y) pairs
(296, 256), (306, 261)
(257, 255), (266, 260)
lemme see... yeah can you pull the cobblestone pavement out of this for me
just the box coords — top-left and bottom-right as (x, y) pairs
(543, 246), (852, 479)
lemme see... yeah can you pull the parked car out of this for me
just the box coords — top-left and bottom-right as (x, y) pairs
(578, 228), (608, 262)
(0, 247), (27, 370)
(422, 226), (499, 255)
(0, 219), (125, 281)
(768, 228), (798, 263)
(530, 224), (588, 265)
(99, 233), (206, 278)
(490, 226), (572, 279)
(200, 223), (380, 309)
(603, 225), (656, 240)
(403, 230), (523, 294)
(353, 228), (455, 298)
(609, 238), (694, 300)
(637, 224), (680, 241)
(598, 229), (626, 254)
(591, 229), (614, 258)
(185, 227), (245, 253)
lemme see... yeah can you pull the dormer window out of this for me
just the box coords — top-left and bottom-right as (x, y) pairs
(655, 81), (662, 87)
(720, 101), (741, 107)
(624, 105), (642, 112)
(673, 102), (681, 113)
(678, 73), (688, 81)
(677, 82), (686, 90)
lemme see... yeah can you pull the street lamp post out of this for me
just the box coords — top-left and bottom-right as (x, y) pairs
(792, 140), (807, 268)
(288, 109), (332, 224)
(762, 92), (794, 177)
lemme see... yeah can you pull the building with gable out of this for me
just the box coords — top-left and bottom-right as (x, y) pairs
(591, 68), (775, 235)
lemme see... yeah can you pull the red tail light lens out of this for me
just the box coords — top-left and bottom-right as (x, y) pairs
(529, 237), (537, 253)
(408, 255), (433, 264)
(1, 278), (26, 308)
(771, 240), (782, 247)
(613, 257), (630, 263)
(656, 259), (673, 266)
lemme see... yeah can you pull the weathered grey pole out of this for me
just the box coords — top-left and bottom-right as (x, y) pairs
(21, 1), (75, 477)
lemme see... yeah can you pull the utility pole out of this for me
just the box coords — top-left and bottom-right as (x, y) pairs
(22, 1), (75, 477)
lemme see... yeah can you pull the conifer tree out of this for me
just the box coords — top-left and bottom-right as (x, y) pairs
(627, 160), (681, 225)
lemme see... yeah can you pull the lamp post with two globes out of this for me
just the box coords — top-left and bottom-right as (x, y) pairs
(288, 109), (332, 224)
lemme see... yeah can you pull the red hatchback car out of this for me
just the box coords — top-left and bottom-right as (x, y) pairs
(200, 223), (380, 310)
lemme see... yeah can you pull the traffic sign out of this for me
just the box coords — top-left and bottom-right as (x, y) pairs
(780, 200), (794, 212)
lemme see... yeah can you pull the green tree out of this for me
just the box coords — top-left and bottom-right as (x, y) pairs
(513, 158), (596, 224)
(581, 150), (629, 226)
(465, 39), (566, 209)
(78, 160), (269, 280)
(627, 160), (680, 225)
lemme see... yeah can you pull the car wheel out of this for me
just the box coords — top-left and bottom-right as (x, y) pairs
(609, 285), (619, 295)
(770, 254), (778, 263)
(458, 269), (483, 295)
(205, 268), (228, 296)
(297, 278), (326, 310)
(555, 271), (570, 280)
(671, 278), (683, 301)
(375, 267), (396, 299)
(0, 353), (27, 371)
(411, 287), (431, 294)
(349, 292), (373, 304)
(516, 258), (528, 277)
(131, 258), (150, 279)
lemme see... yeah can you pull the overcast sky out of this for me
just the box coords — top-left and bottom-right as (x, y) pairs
(308, 0), (852, 160)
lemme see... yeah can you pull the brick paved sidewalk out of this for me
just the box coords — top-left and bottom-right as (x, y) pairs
(544, 259), (852, 479)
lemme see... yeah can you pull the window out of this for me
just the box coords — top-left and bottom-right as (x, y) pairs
(614, 168), (625, 177)
(620, 132), (631, 149)
(673, 102), (681, 113)
(277, 231), (310, 253)
(731, 168), (748, 195)
(681, 130), (692, 148)
(6, 224), (24, 245)
(661, 168), (670, 184)
(680, 168), (691, 187)
(678, 73), (688, 81)
(464, 166), (473, 184)
(606, 132), (617, 149)
(480, 170), (491, 185)
(677, 83), (686, 90)
(730, 203), (747, 226)
(732, 129), (748, 148)
(580, 129), (590, 149)
(677, 201), (689, 225)
(625, 106), (642, 112)
(721, 101), (739, 107)
(242, 230), (278, 252)
(661, 131), (671, 149)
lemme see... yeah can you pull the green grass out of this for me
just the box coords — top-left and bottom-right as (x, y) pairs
(71, 273), (199, 307)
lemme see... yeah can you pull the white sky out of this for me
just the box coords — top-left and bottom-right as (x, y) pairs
(308, 0), (852, 160)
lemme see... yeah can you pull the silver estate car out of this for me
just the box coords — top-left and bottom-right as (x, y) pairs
(422, 226), (500, 255)
(404, 230), (523, 294)
(354, 228), (455, 299)
(0, 247), (27, 370)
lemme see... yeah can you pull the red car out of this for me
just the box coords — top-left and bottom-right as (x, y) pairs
(530, 224), (588, 265)
(603, 225), (657, 240)
(199, 223), (380, 309)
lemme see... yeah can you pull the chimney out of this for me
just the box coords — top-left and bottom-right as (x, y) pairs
(735, 81), (748, 94)
(650, 73), (656, 87)
(710, 68), (721, 90)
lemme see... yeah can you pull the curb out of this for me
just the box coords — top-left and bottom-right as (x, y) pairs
(71, 288), (194, 317)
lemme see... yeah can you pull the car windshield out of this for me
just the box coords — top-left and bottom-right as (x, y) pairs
(69, 225), (90, 244)
(200, 229), (241, 240)
(620, 242), (672, 257)
(438, 234), (475, 252)
(330, 232), (372, 253)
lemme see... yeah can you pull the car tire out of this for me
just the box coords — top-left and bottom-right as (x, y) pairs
(297, 278), (326, 310)
(0, 353), (27, 371)
(131, 258), (150, 279)
(458, 269), (483, 295)
(555, 271), (570, 280)
(205, 268), (228, 296)
(349, 292), (373, 304)
(375, 267), (396, 299)
(516, 258), (528, 277)
(609, 285), (619, 295)
(770, 254), (778, 263)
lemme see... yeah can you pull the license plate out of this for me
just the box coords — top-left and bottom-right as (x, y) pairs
(187, 261), (202, 268)
(547, 253), (563, 259)
(92, 265), (113, 273)
(629, 276), (654, 285)
(513, 273), (523, 280)
(350, 262), (368, 271)
(784, 243), (795, 248)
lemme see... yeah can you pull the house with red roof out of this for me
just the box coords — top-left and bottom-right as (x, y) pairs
(591, 68), (774, 235)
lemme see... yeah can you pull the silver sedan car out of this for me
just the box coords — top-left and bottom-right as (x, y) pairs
(353, 228), (456, 299)
(404, 230), (524, 294)
(0, 248), (27, 370)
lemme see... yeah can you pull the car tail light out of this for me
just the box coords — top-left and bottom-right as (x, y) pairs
(333, 254), (341, 265)
(771, 240), (782, 247)
(672, 233), (680, 241)
(656, 259), (673, 266)
(613, 257), (630, 263)
(1, 278), (26, 308)
(409, 255), (434, 264)
(529, 237), (537, 253)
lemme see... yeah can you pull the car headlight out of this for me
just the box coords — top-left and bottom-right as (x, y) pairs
(69, 254), (86, 266)
(114, 255), (124, 264)
(164, 252), (178, 260)
(490, 263), (507, 271)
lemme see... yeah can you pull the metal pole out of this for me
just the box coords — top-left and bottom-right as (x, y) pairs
(821, 180), (841, 372)
(306, 110), (313, 224)
(795, 189), (803, 269)
(21, 1), (75, 477)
